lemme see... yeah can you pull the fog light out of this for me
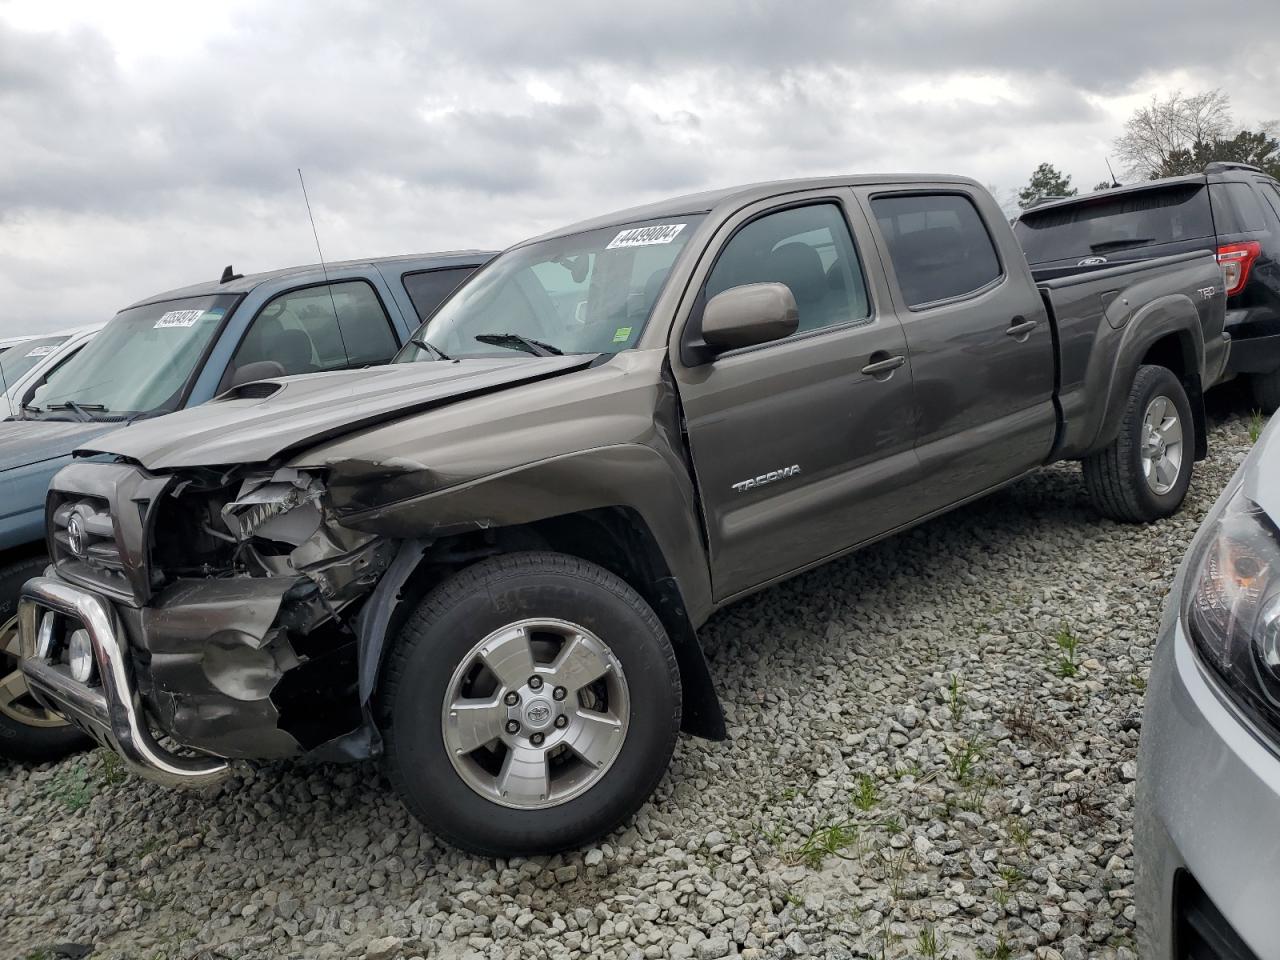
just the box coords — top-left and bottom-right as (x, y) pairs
(68, 629), (95, 683)
(35, 613), (56, 660)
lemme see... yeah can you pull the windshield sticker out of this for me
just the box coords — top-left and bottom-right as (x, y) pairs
(154, 309), (206, 329)
(606, 223), (687, 250)
(25, 345), (57, 357)
(612, 327), (633, 343)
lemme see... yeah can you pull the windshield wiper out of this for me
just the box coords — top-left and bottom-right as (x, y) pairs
(409, 336), (453, 362)
(474, 333), (563, 357)
(46, 401), (107, 422)
(1089, 237), (1156, 252)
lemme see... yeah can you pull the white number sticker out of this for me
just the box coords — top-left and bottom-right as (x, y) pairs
(25, 344), (57, 357)
(154, 309), (205, 329)
(606, 223), (687, 249)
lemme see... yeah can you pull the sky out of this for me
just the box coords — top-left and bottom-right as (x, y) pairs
(1, 0), (1278, 335)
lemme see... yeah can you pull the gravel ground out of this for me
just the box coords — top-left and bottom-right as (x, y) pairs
(0, 405), (1263, 960)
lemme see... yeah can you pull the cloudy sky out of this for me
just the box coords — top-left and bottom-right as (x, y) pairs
(2, 0), (1277, 335)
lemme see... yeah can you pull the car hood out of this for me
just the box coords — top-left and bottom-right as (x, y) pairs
(78, 356), (596, 470)
(0, 418), (121, 472)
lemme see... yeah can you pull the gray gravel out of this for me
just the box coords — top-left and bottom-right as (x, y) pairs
(0, 408), (1260, 960)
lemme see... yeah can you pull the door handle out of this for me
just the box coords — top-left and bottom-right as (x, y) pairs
(1006, 317), (1038, 340)
(861, 354), (906, 377)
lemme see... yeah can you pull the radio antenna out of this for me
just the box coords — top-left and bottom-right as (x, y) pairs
(1104, 157), (1121, 188)
(297, 168), (350, 363)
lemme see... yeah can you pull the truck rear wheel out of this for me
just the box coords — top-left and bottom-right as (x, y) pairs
(1082, 364), (1195, 523)
(0, 556), (91, 762)
(1248, 369), (1280, 415)
(379, 551), (681, 856)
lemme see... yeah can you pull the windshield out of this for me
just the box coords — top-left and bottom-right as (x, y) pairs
(0, 335), (69, 390)
(26, 294), (238, 419)
(397, 215), (705, 362)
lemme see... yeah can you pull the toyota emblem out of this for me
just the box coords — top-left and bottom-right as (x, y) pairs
(67, 514), (86, 557)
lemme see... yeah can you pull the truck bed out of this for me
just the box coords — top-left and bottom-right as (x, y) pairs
(1036, 250), (1228, 460)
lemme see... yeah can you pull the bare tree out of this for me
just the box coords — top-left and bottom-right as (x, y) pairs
(1114, 90), (1233, 179)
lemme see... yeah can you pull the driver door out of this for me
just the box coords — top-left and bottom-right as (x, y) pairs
(672, 193), (921, 601)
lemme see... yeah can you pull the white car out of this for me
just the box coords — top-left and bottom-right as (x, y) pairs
(0, 325), (102, 419)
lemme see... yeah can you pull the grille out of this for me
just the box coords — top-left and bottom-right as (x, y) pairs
(1175, 871), (1260, 960)
(49, 494), (132, 598)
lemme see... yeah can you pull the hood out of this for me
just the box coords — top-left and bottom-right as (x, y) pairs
(77, 356), (596, 470)
(0, 418), (121, 472)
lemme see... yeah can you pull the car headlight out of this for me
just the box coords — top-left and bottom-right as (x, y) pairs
(1185, 487), (1280, 731)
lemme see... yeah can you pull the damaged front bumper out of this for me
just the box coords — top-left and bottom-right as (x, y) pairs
(18, 461), (398, 782)
(18, 575), (231, 787)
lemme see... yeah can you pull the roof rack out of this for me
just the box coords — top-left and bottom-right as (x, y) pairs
(1204, 162), (1263, 174)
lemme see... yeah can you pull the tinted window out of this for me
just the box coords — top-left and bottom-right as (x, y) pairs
(1014, 184), (1214, 264)
(1260, 182), (1280, 224)
(402, 267), (480, 320)
(704, 204), (870, 335)
(1210, 182), (1268, 234)
(872, 193), (1003, 307)
(234, 281), (397, 377)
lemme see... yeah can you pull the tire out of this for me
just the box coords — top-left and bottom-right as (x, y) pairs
(1248, 369), (1280, 415)
(1083, 364), (1195, 523)
(379, 551), (682, 857)
(0, 556), (91, 762)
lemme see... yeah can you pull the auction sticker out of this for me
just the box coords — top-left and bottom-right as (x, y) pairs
(25, 344), (57, 357)
(154, 309), (205, 329)
(606, 223), (686, 249)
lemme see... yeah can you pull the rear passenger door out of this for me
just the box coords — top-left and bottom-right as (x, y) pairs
(862, 188), (1056, 509)
(674, 194), (920, 600)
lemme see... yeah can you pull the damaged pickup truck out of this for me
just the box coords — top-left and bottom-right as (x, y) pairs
(18, 175), (1226, 855)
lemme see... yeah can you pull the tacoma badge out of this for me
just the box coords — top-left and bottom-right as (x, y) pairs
(732, 465), (801, 493)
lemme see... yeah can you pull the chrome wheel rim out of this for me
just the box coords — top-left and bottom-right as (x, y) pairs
(1140, 395), (1184, 495)
(0, 613), (67, 728)
(442, 617), (630, 810)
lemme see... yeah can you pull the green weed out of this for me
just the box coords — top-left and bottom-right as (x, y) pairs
(851, 773), (878, 812)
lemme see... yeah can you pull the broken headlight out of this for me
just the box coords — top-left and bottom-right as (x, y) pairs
(222, 468), (325, 552)
(1185, 487), (1280, 735)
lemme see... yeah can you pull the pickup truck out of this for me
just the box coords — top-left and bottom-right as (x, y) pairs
(1015, 161), (1280, 409)
(0, 251), (492, 761)
(16, 175), (1225, 856)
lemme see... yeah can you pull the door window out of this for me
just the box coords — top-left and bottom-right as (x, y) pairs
(233, 280), (397, 377)
(402, 267), (480, 320)
(704, 203), (870, 336)
(872, 193), (1003, 307)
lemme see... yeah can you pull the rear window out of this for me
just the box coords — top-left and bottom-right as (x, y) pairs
(1209, 182), (1268, 235)
(1014, 184), (1214, 264)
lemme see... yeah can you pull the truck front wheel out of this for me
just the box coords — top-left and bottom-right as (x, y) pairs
(379, 551), (682, 856)
(0, 556), (91, 762)
(1083, 364), (1195, 523)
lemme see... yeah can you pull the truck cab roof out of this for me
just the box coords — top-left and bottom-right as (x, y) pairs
(525, 173), (982, 246)
(126, 249), (496, 309)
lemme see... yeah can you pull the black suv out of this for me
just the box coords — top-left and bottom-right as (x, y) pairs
(1015, 162), (1280, 410)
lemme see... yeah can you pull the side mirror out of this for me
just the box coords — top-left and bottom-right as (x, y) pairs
(701, 282), (799, 352)
(228, 360), (286, 389)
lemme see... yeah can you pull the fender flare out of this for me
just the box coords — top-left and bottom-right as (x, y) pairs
(1087, 293), (1206, 458)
